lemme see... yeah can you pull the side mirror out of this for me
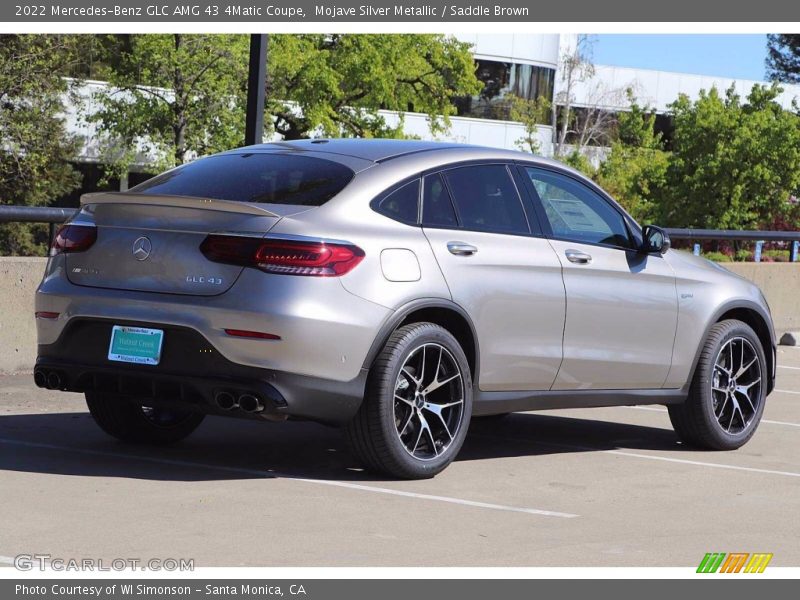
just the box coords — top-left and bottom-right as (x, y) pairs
(641, 225), (671, 255)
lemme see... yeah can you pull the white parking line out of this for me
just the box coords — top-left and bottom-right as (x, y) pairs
(600, 450), (800, 477)
(624, 405), (800, 427)
(778, 365), (800, 371)
(470, 433), (800, 479)
(0, 437), (577, 519)
(776, 389), (800, 395)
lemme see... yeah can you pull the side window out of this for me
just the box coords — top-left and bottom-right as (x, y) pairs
(375, 179), (420, 224)
(443, 165), (529, 235)
(422, 173), (458, 228)
(524, 168), (634, 249)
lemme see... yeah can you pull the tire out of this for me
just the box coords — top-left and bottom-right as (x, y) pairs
(346, 322), (473, 479)
(85, 392), (205, 445)
(668, 319), (767, 450)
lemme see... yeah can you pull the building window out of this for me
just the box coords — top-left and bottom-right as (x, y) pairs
(455, 59), (555, 122)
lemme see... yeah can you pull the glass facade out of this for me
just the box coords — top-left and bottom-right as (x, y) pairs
(456, 59), (555, 123)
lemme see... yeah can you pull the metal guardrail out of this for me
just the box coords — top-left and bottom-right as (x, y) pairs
(0, 206), (798, 261)
(0, 206), (78, 223)
(0, 206), (78, 242)
(665, 228), (800, 262)
(665, 228), (800, 242)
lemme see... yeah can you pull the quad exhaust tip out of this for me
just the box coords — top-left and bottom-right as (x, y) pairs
(238, 394), (264, 414)
(33, 369), (48, 388)
(46, 371), (63, 390)
(215, 391), (237, 411)
(215, 391), (264, 413)
(34, 368), (63, 390)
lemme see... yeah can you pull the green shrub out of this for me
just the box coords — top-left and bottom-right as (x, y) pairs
(704, 251), (733, 262)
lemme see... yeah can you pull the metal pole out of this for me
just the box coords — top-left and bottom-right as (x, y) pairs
(754, 240), (764, 263)
(244, 34), (267, 146)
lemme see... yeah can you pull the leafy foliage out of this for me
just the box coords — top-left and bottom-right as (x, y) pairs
(659, 85), (800, 229)
(507, 94), (551, 154)
(0, 35), (81, 255)
(766, 34), (800, 84)
(89, 34), (250, 176)
(595, 92), (669, 222)
(267, 34), (482, 139)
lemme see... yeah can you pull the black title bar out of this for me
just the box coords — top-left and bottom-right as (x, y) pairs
(4, 0), (800, 22)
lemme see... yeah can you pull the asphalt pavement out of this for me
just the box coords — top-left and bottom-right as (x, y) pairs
(1, 348), (798, 567)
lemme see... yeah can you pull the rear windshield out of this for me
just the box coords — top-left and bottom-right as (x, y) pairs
(130, 153), (355, 206)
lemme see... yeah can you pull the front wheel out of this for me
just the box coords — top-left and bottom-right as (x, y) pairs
(86, 392), (205, 444)
(346, 322), (473, 479)
(668, 319), (767, 450)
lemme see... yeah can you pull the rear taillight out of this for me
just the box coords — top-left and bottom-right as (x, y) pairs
(50, 224), (97, 256)
(200, 235), (365, 277)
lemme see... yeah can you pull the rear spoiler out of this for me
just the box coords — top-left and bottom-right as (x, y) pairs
(80, 192), (280, 218)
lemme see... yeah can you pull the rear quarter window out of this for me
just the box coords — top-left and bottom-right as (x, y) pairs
(130, 153), (355, 206)
(374, 180), (420, 225)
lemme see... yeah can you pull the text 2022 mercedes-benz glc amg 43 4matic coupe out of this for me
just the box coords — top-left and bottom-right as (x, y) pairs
(34, 139), (777, 479)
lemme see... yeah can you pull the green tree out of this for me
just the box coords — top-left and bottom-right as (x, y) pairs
(267, 34), (482, 139)
(508, 94), (551, 154)
(660, 84), (800, 229)
(90, 34), (250, 176)
(0, 35), (82, 255)
(595, 92), (669, 222)
(766, 34), (800, 84)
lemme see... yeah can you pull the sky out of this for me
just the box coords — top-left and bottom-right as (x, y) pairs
(593, 35), (769, 81)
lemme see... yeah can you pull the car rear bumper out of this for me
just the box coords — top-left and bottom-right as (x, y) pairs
(36, 262), (390, 383)
(35, 318), (367, 425)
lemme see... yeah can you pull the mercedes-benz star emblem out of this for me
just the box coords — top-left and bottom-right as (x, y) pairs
(132, 236), (152, 261)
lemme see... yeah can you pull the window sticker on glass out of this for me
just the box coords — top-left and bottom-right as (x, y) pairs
(546, 198), (612, 233)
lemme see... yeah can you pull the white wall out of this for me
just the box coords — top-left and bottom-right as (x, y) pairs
(380, 110), (553, 155)
(456, 33), (560, 68)
(570, 64), (800, 112)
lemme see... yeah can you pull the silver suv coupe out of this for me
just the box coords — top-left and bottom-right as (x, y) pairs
(34, 140), (776, 479)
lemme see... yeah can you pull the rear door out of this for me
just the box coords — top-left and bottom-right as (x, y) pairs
(422, 164), (565, 392)
(520, 166), (678, 390)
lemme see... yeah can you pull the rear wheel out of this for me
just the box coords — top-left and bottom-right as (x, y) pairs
(85, 392), (205, 444)
(668, 319), (766, 450)
(346, 322), (473, 479)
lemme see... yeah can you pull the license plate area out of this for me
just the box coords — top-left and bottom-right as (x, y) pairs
(108, 326), (164, 365)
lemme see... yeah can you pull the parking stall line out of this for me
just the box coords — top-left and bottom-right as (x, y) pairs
(775, 389), (800, 395)
(469, 433), (800, 479)
(0, 437), (578, 519)
(623, 405), (800, 428)
(777, 365), (800, 371)
(600, 450), (800, 477)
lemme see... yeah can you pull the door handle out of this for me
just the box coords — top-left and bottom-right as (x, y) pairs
(565, 249), (592, 264)
(447, 242), (478, 256)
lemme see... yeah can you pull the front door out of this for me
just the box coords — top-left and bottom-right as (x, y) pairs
(521, 166), (678, 390)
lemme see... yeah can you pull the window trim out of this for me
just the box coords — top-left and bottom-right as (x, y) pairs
(421, 172), (461, 229)
(515, 163), (643, 253)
